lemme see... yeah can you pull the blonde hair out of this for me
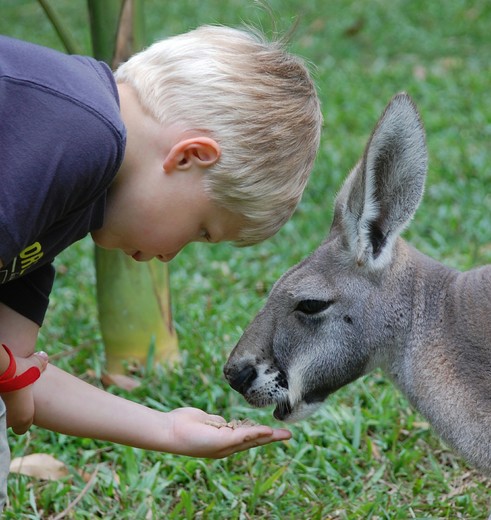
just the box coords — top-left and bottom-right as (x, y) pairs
(114, 25), (322, 245)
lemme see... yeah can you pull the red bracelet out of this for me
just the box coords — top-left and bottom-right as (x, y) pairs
(0, 344), (41, 393)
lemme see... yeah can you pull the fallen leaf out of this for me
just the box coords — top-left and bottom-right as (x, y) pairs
(10, 453), (69, 481)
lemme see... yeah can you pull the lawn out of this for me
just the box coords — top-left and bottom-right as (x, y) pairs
(1, 0), (491, 518)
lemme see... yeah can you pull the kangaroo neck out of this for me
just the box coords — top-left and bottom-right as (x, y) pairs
(380, 241), (457, 381)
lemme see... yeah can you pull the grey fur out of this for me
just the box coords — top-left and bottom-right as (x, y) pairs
(224, 93), (491, 475)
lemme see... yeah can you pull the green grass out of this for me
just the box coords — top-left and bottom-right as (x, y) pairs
(2, 0), (491, 518)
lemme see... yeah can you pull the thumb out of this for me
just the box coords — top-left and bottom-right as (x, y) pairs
(15, 351), (49, 376)
(32, 351), (49, 373)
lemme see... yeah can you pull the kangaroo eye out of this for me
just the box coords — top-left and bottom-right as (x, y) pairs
(295, 299), (332, 315)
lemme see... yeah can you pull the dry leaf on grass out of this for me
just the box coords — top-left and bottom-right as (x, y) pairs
(10, 453), (69, 481)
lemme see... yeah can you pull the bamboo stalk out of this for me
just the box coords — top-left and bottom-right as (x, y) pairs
(95, 249), (178, 374)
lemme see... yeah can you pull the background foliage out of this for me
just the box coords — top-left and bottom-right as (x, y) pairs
(1, 0), (490, 518)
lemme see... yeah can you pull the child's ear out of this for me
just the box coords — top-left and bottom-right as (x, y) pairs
(163, 137), (221, 173)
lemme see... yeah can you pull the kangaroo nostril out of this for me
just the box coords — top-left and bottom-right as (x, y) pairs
(227, 364), (257, 394)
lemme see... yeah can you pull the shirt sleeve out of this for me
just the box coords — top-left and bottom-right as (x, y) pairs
(0, 263), (55, 326)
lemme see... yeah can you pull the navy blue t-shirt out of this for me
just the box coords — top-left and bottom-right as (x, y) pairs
(0, 36), (126, 325)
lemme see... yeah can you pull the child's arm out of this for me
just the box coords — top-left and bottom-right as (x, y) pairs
(0, 304), (291, 458)
(33, 364), (291, 458)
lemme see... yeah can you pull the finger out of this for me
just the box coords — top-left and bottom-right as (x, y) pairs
(229, 426), (292, 453)
(31, 351), (49, 373)
(270, 428), (292, 441)
(206, 414), (227, 424)
(12, 416), (33, 435)
(236, 424), (291, 436)
(15, 351), (49, 376)
(242, 426), (291, 443)
(220, 432), (288, 457)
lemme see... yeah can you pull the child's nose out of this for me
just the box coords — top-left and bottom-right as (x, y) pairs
(157, 251), (180, 262)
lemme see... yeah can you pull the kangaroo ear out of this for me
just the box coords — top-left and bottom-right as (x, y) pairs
(335, 92), (428, 269)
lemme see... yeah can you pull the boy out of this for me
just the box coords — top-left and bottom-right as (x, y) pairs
(0, 25), (322, 509)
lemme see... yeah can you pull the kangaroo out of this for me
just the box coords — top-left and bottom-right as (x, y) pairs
(224, 92), (491, 476)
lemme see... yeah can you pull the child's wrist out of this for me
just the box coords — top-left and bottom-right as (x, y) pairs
(0, 344), (41, 393)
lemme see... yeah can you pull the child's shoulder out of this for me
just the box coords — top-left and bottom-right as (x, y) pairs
(0, 36), (121, 131)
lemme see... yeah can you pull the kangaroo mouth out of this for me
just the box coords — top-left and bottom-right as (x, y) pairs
(273, 399), (293, 421)
(273, 394), (325, 423)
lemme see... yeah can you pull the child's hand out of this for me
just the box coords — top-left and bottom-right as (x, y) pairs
(165, 407), (291, 458)
(1, 351), (49, 434)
